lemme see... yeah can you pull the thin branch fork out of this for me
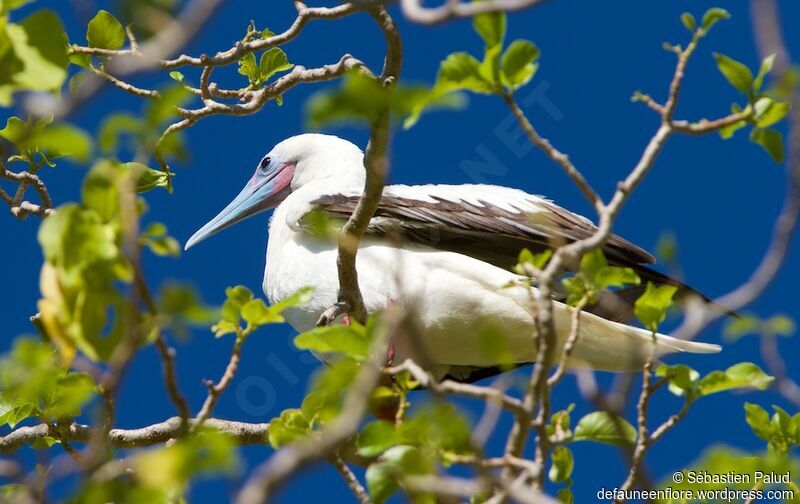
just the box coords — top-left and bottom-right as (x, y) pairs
(502, 92), (602, 209)
(0, 161), (54, 219)
(385, 359), (527, 416)
(68, 2), (360, 71)
(193, 330), (247, 431)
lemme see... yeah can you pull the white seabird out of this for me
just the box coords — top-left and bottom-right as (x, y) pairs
(185, 134), (721, 381)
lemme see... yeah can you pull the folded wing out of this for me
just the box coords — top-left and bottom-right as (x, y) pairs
(308, 184), (718, 382)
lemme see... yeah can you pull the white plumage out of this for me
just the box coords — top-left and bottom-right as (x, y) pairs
(187, 134), (721, 381)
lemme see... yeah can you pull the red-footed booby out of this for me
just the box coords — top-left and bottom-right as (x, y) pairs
(185, 134), (720, 382)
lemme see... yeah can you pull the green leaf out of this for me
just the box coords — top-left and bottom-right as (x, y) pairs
(169, 71), (185, 83)
(396, 402), (473, 455)
(140, 222), (180, 257)
(754, 53), (776, 91)
(81, 160), (123, 222)
(267, 286), (314, 315)
(472, 9), (506, 49)
(259, 47), (293, 82)
(366, 462), (399, 504)
(241, 298), (284, 326)
(755, 99), (791, 128)
(557, 487), (574, 504)
(3, 10), (69, 93)
(713, 53), (754, 93)
(701, 7), (730, 31)
(267, 408), (311, 448)
(0, 338), (97, 425)
(515, 248), (551, 274)
(145, 84), (191, 126)
(697, 363), (774, 396)
(594, 267), (640, 290)
(549, 446), (574, 483)
(98, 113), (142, 153)
(765, 314), (795, 336)
(133, 430), (238, 494)
(546, 404), (575, 440)
(656, 364), (700, 397)
(366, 445), (435, 504)
(584, 249), (641, 290)
(31, 436), (57, 449)
(680, 13), (696, 32)
(744, 403), (775, 440)
(0, 116), (26, 144)
(35, 123), (93, 162)
(294, 324), (370, 360)
(438, 52), (493, 94)
(0, 0), (35, 14)
(358, 421), (397, 457)
(723, 316), (760, 340)
(0, 116), (92, 161)
(69, 52), (92, 70)
(501, 39), (539, 90)
(308, 71), (464, 130)
(750, 128), (784, 163)
(237, 52), (259, 86)
(302, 360), (359, 424)
(158, 281), (221, 328)
(211, 319), (237, 338)
(634, 282), (678, 332)
(478, 43), (502, 88)
(47, 372), (96, 418)
(126, 162), (170, 193)
(86, 10), (126, 50)
(573, 411), (636, 445)
(719, 118), (747, 140)
(217, 285), (255, 328)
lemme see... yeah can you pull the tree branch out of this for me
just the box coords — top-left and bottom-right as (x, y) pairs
(400, 0), (548, 24)
(0, 417), (269, 455)
(334, 5), (403, 323)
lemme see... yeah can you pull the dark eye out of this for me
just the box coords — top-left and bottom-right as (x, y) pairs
(260, 156), (271, 170)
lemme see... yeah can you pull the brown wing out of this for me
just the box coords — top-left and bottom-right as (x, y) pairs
(310, 191), (715, 309)
(313, 193), (655, 270)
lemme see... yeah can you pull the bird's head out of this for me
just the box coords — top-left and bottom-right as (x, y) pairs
(184, 133), (364, 250)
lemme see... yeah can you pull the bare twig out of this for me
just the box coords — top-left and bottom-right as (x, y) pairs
(400, 0), (548, 24)
(194, 330), (246, 431)
(502, 93), (601, 209)
(329, 454), (373, 504)
(385, 359), (526, 416)
(132, 262), (191, 433)
(547, 298), (587, 387)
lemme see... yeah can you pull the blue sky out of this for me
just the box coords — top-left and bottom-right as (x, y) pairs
(1, 0), (799, 501)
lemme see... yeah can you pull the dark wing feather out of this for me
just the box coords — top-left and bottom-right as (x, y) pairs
(314, 193), (655, 268)
(310, 189), (720, 383)
(311, 190), (714, 310)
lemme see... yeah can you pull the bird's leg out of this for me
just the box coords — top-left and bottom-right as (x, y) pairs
(315, 301), (351, 327)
